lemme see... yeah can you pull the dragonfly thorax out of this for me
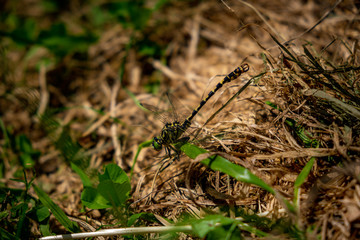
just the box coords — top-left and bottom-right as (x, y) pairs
(152, 121), (187, 151)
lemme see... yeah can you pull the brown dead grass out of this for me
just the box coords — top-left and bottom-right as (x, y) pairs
(1, 0), (360, 239)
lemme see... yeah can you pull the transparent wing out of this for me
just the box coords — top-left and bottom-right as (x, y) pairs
(140, 103), (177, 125)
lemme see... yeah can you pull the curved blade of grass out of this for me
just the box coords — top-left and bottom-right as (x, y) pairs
(70, 162), (92, 187)
(33, 184), (79, 233)
(130, 139), (153, 179)
(294, 157), (315, 205)
(180, 143), (275, 194)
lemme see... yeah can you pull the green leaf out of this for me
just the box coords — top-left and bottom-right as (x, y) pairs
(137, 38), (163, 58)
(153, 0), (170, 11)
(27, 205), (52, 236)
(90, 6), (109, 26)
(32, 184), (79, 233)
(98, 163), (129, 185)
(0, 118), (10, 149)
(41, 0), (60, 13)
(191, 215), (234, 238)
(29, 205), (50, 222)
(14, 134), (39, 168)
(39, 223), (52, 237)
(81, 187), (112, 209)
(80, 164), (131, 209)
(181, 143), (275, 194)
(97, 180), (131, 207)
(17, 135), (32, 153)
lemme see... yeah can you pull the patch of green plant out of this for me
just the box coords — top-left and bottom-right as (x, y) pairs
(37, 23), (97, 58)
(175, 197), (308, 238)
(100, 0), (169, 65)
(33, 184), (80, 234)
(102, 0), (169, 31)
(270, 218), (305, 239)
(103, 1), (152, 31)
(81, 163), (131, 210)
(80, 163), (164, 229)
(265, 101), (320, 148)
(285, 118), (319, 148)
(178, 141), (314, 237)
(0, 14), (97, 59)
(0, 171), (54, 239)
(236, 209), (274, 231)
(0, 119), (40, 178)
(181, 143), (275, 194)
(186, 214), (267, 239)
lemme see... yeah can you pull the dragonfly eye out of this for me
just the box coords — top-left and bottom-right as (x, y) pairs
(152, 137), (162, 150)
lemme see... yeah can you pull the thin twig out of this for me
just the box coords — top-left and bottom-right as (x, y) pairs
(37, 64), (49, 116)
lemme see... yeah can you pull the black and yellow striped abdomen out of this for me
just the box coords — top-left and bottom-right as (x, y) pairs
(184, 63), (249, 125)
(152, 63), (249, 152)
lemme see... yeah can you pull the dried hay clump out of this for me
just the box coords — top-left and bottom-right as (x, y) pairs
(266, 40), (360, 238)
(244, 40), (360, 238)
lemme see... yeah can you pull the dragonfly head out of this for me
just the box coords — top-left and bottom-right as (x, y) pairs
(152, 137), (162, 151)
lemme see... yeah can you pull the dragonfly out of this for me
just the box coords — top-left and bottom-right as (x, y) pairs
(142, 63), (250, 157)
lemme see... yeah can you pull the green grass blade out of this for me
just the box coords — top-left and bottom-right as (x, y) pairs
(32, 184), (79, 233)
(180, 143), (275, 194)
(124, 87), (147, 110)
(294, 157), (315, 206)
(131, 139), (153, 179)
(70, 162), (92, 187)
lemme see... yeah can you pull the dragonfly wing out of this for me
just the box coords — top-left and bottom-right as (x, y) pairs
(140, 103), (176, 125)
